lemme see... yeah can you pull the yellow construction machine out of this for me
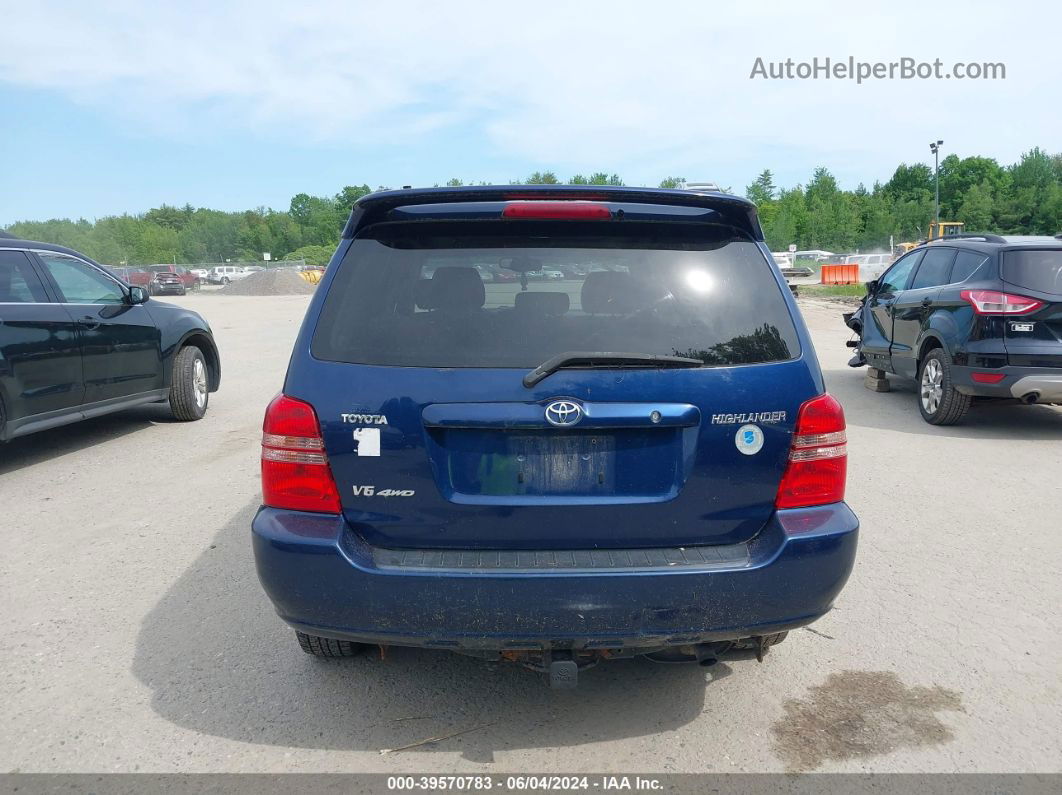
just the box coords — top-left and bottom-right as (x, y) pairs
(893, 221), (966, 257)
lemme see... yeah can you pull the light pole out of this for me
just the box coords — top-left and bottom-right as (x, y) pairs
(929, 140), (944, 224)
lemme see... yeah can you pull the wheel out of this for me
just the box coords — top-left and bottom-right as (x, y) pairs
(168, 345), (209, 421)
(221, 277), (230, 285)
(918, 349), (970, 425)
(296, 631), (367, 658)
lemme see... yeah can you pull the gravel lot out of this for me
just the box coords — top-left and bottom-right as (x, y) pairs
(1, 293), (1060, 774)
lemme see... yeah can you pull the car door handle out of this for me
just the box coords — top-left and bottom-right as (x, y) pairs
(921, 298), (933, 307)
(77, 316), (101, 330)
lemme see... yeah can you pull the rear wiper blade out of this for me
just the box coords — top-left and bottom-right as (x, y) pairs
(523, 351), (704, 388)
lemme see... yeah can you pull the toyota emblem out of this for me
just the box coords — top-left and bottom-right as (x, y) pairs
(544, 400), (583, 427)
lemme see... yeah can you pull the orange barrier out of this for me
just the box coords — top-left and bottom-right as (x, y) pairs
(821, 264), (859, 285)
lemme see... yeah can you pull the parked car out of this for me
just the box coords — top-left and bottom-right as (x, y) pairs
(845, 235), (1062, 424)
(793, 250), (834, 262)
(0, 240), (221, 441)
(189, 268), (210, 282)
(208, 265), (252, 285)
(842, 253), (891, 281)
(524, 268), (564, 281)
(146, 264), (198, 291)
(146, 268), (186, 296)
(252, 185), (857, 687)
(558, 264), (589, 279)
(107, 266), (152, 288)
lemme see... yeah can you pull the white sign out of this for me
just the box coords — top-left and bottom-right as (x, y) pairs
(788, 244), (797, 252)
(263, 252), (272, 261)
(352, 428), (381, 457)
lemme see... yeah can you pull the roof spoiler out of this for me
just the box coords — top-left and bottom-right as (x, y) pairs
(341, 185), (763, 241)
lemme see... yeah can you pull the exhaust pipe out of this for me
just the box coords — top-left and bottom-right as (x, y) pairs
(1021, 392), (1040, 405)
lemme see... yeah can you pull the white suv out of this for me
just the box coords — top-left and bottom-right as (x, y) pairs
(209, 265), (252, 285)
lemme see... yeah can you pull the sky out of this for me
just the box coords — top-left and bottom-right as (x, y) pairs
(1, 0), (1059, 224)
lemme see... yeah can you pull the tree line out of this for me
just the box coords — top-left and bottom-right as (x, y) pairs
(4, 148), (1059, 265)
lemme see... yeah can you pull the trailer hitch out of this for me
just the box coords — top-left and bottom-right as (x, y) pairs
(546, 650), (579, 689)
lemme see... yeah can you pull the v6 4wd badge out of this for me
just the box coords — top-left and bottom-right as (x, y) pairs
(352, 486), (415, 497)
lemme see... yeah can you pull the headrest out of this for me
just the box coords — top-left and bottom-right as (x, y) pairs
(514, 291), (569, 316)
(424, 267), (485, 312)
(581, 271), (641, 314)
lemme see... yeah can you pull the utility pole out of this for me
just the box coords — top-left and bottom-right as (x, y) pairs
(929, 140), (944, 224)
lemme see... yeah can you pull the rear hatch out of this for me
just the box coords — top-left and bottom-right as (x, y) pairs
(151, 268), (182, 284)
(1002, 249), (1062, 367)
(296, 209), (817, 550)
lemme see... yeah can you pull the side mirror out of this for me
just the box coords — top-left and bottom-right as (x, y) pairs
(128, 286), (150, 305)
(864, 279), (879, 294)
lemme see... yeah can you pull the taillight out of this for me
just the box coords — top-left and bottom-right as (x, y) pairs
(960, 289), (1044, 315)
(776, 393), (847, 511)
(502, 201), (611, 220)
(261, 394), (341, 513)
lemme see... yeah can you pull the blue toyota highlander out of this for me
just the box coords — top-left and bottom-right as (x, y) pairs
(252, 185), (858, 687)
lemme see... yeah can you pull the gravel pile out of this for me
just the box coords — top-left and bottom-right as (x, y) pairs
(220, 269), (316, 296)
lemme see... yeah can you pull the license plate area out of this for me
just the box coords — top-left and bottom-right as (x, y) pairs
(429, 427), (684, 500)
(503, 432), (615, 495)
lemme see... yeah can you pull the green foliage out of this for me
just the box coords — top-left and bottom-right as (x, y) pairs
(4, 150), (1060, 264)
(658, 176), (686, 189)
(800, 284), (868, 298)
(745, 170), (775, 206)
(567, 173), (624, 186)
(284, 244), (335, 265)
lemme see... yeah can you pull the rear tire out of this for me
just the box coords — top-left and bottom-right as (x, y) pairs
(296, 631), (367, 658)
(168, 345), (209, 421)
(918, 349), (970, 425)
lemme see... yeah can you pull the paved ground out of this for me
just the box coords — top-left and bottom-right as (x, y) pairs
(1, 293), (1060, 774)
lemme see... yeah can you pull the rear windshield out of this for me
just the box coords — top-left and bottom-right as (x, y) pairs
(1003, 250), (1062, 295)
(311, 222), (800, 368)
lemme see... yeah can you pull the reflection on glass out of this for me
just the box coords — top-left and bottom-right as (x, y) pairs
(684, 269), (714, 293)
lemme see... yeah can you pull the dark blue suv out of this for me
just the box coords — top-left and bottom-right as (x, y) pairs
(252, 186), (858, 686)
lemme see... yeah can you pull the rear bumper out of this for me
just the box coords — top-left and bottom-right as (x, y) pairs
(952, 364), (1062, 402)
(251, 504), (859, 650)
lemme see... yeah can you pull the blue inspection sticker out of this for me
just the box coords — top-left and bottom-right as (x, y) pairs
(734, 424), (764, 455)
